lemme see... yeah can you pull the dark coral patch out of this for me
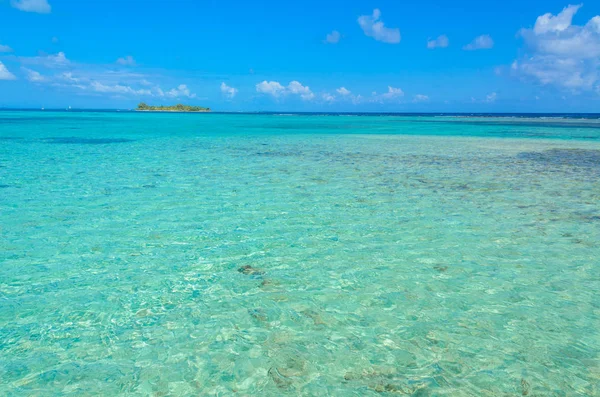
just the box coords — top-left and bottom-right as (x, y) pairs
(42, 137), (134, 144)
(238, 265), (264, 276)
(518, 149), (600, 168)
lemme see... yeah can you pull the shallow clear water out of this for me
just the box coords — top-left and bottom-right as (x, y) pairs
(1, 111), (599, 396)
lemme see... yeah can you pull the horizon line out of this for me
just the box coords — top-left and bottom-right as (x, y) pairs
(1, 108), (600, 116)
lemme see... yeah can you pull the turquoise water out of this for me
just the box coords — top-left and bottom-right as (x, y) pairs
(1, 111), (599, 396)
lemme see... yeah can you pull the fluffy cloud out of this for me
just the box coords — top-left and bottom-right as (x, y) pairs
(256, 80), (314, 100)
(358, 9), (401, 44)
(533, 4), (581, 34)
(427, 35), (449, 49)
(90, 81), (151, 96)
(256, 81), (286, 97)
(116, 56), (136, 66)
(0, 62), (16, 80)
(463, 34), (494, 50)
(368, 86), (405, 103)
(0, 44), (13, 53)
(470, 92), (498, 103)
(47, 52), (69, 66)
(381, 86), (404, 99)
(512, 4), (600, 92)
(326, 87), (364, 103)
(59, 72), (82, 84)
(520, 5), (600, 58)
(322, 93), (335, 102)
(22, 68), (194, 99)
(325, 30), (341, 44)
(413, 94), (429, 102)
(14, 51), (198, 99)
(10, 0), (51, 13)
(288, 81), (314, 100)
(485, 92), (497, 102)
(220, 82), (238, 98)
(164, 84), (196, 98)
(23, 67), (45, 82)
(20, 52), (70, 68)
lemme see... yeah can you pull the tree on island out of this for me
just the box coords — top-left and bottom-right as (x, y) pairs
(136, 102), (210, 112)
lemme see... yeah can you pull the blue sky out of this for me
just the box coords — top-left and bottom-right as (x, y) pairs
(1, 0), (599, 111)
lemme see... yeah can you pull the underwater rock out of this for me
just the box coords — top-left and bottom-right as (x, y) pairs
(372, 383), (402, 393)
(248, 308), (268, 323)
(260, 279), (273, 287)
(370, 381), (426, 395)
(268, 367), (293, 389)
(521, 378), (530, 396)
(238, 265), (264, 276)
(302, 309), (325, 326)
(433, 265), (448, 273)
(260, 278), (281, 287)
(135, 308), (152, 318)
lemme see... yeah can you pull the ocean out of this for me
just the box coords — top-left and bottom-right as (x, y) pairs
(1, 111), (599, 395)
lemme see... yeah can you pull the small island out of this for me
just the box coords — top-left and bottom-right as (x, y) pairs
(136, 103), (211, 112)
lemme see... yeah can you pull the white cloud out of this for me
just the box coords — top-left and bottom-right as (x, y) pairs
(256, 80), (314, 100)
(288, 81), (314, 100)
(48, 52), (69, 66)
(470, 93), (497, 103)
(116, 56), (136, 66)
(322, 93), (335, 102)
(358, 9), (401, 44)
(20, 52), (70, 68)
(164, 84), (196, 98)
(0, 44), (13, 53)
(520, 6), (600, 58)
(369, 86), (404, 103)
(512, 57), (598, 89)
(0, 62), (16, 80)
(256, 81), (286, 97)
(427, 35), (449, 49)
(90, 81), (151, 96)
(325, 30), (341, 44)
(55, 76), (191, 99)
(463, 34), (494, 50)
(10, 0), (51, 13)
(14, 52), (198, 100)
(23, 67), (45, 82)
(331, 87), (362, 103)
(59, 72), (82, 83)
(352, 94), (363, 104)
(512, 4), (600, 92)
(220, 82), (238, 98)
(534, 4), (581, 34)
(413, 94), (429, 102)
(485, 92), (497, 102)
(381, 86), (404, 99)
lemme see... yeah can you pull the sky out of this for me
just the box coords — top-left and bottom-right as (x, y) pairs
(0, 0), (599, 112)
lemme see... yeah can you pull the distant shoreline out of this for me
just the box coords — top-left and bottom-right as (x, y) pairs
(135, 109), (211, 113)
(2, 109), (600, 119)
(136, 103), (211, 112)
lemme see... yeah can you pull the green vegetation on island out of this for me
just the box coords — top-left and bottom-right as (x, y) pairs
(136, 103), (211, 112)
